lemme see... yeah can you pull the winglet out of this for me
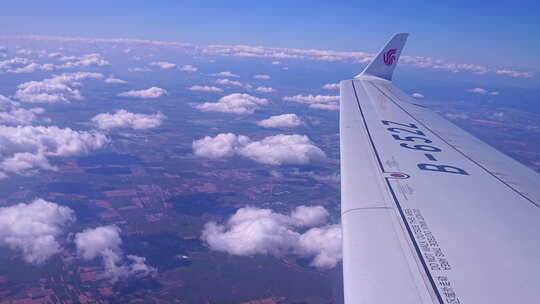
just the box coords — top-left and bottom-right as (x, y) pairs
(356, 33), (409, 81)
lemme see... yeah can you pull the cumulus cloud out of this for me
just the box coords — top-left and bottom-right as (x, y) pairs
(194, 93), (268, 114)
(0, 125), (108, 176)
(215, 78), (244, 87)
(128, 67), (151, 72)
(58, 53), (109, 68)
(257, 114), (302, 128)
(0, 95), (45, 125)
(188, 85), (223, 93)
(192, 133), (249, 159)
(104, 76), (127, 84)
(92, 109), (165, 130)
(14, 35), (534, 78)
(75, 225), (156, 282)
(495, 69), (534, 78)
(285, 94), (339, 111)
(322, 83), (339, 90)
(201, 206), (341, 269)
(0, 54), (107, 74)
(290, 205), (329, 227)
(211, 71), (239, 78)
(309, 103), (339, 111)
(412, 93), (424, 98)
(179, 65), (197, 72)
(239, 134), (326, 165)
(295, 224), (342, 268)
(468, 88), (488, 94)
(467, 88), (499, 95)
(14, 72), (104, 103)
(202, 43), (535, 78)
(255, 86), (275, 93)
(1, 53), (87, 74)
(0, 107), (44, 125)
(0, 59), (55, 74)
(193, 133), (326, 165)
(284, 94), (339, 103)
(254, 74), (271, 80)
(118, 87), (167, 99)
(149, 61), (176, 69)
(0, 199), (75, 264)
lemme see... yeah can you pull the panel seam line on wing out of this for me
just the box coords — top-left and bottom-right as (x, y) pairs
(341, 206), (391, 216)
(351, 79), (444, 304)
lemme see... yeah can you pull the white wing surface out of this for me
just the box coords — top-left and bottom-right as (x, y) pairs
(340, 33), (540, 304)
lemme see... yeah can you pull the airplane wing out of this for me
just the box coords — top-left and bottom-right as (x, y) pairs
(340, 33), (540, 304)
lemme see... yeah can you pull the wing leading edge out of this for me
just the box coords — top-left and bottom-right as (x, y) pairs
(340, 34), (540, 304)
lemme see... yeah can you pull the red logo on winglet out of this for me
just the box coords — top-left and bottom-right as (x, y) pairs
(383, 49), (397, 66)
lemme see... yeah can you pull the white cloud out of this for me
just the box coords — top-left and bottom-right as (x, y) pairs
(179, 65), (197, 72)
(0, 125), (109, 176)
(16, 49), (37, 56)
(239, 134), (326, 165)
(194, 93), (268, 115)
(188, 85), (223, 93)
(118, 87), (167, 99)
(128, 67), (151, 72)
(58, 53), (109, 68)
(255, 86), (275, 93)
(92, 109), (165, 130)
(48, 52), (62, 58)
(75, 225), (122, 260)
(309, 103), (339, 111)
(3, 61), (55, 74)
(322, 83), (339, 90)
(254, 74), (271, 80)
(14, 35), (535, 79)
(257, 114), (302, 128)
(193, 133), (326, 165)
(295, 224), (342, 268)
(0, 95), (45, 125)
(19, 35), (193, 50)
(285, 94), (339, 111)
(215, 78), (243, 87)
(0, 58), (32, 72)
(290, 205), (329, 227)
(201, 206), (341, 269)
(203, 43), (535, 78)
(75, 225), (156, 282)
(467, 88), (499, 95)
(284, 94), (339, 103)
(412, 93), (424, 98)
(0, 107), (44, 125)
(14, 72), (104, 103)
(495, 69), (534, 78)
(468, 87), (488, 94)
(211, 71), (240, 78)
(0, 199), (75, 264)
(192, 133), (249, 159)
(104, 76), (127, 84)
(149, 61), (176, 69)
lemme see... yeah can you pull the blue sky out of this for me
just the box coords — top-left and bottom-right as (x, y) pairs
(1, 1), (539, 71)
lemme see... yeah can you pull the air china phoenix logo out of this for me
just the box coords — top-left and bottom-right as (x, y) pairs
(383, 49), (397, 66)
